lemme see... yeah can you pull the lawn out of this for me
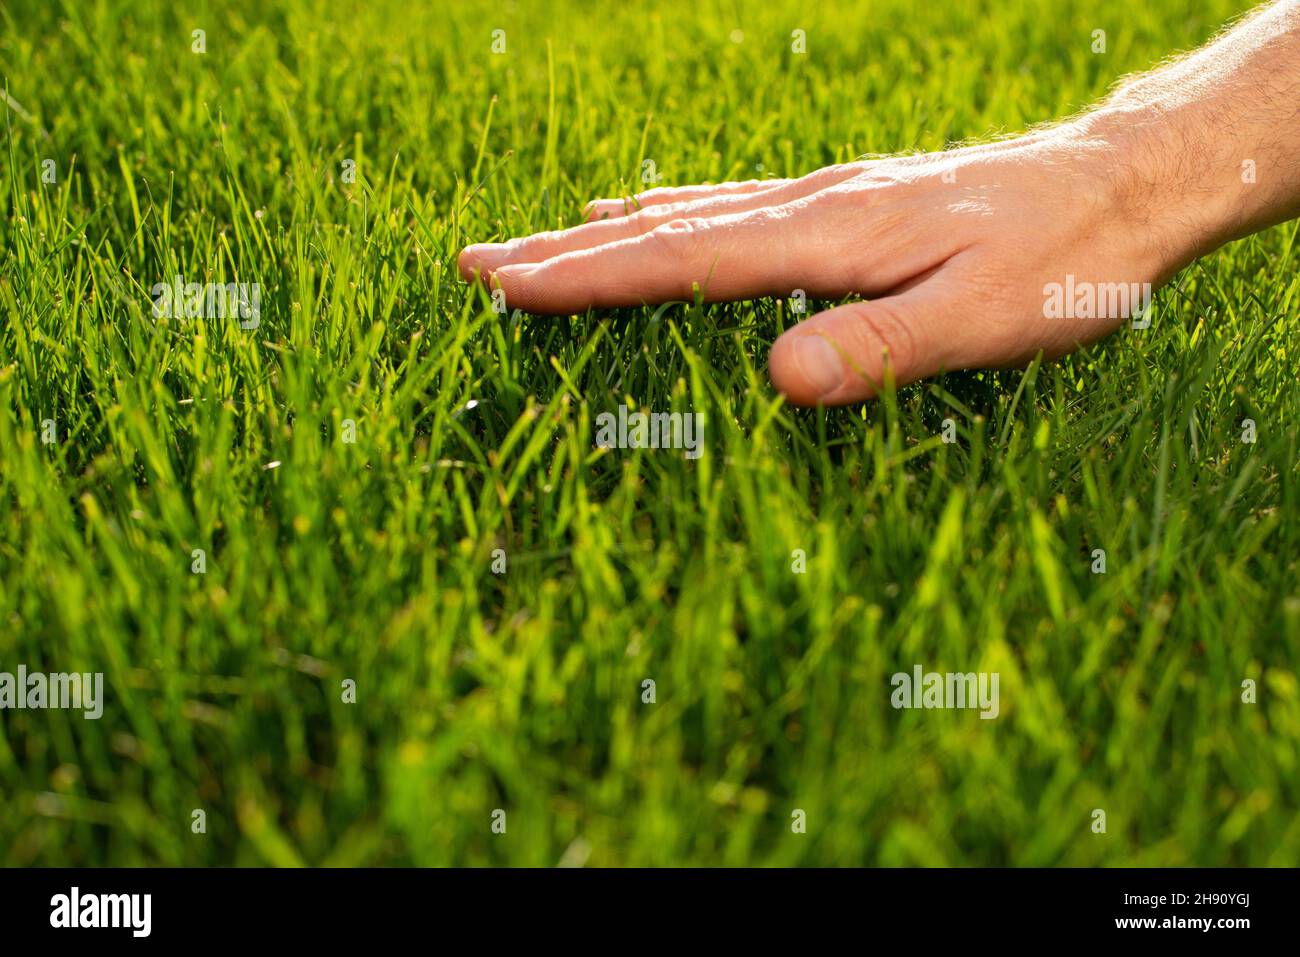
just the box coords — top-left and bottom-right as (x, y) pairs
(1, 0), (1297, 866)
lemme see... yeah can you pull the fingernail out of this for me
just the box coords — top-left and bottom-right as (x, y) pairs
(461, 243), (513, 272)
(495, 262), (541, 282)
(585, 199), (624, 220)
(791, 336), (844, 398)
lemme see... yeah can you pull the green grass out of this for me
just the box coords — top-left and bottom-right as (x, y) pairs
(1, 0), (1298, 866)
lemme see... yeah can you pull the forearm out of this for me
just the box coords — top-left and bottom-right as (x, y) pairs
(1082, 0), (1300, 267)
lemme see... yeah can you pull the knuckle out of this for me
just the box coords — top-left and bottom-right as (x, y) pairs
(842, 178), (904, 210)
(798, 164), (849, 188)
(631, 202), (688, 234)
(646, 218), (704, 264)
(806, 182), (859, 210)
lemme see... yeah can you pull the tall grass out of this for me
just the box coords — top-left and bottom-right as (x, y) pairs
(0, 0), (1296, 865)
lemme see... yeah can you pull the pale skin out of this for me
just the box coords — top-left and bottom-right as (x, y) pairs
(459, 1), (1300, 406)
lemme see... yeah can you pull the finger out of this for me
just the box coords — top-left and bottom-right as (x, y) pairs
(584, 179), (795, 221)
(461, 191), (790, 281)
(460, 172), (856, 281)
(768, 279), (966, 406)
(490, 181), (967, 316)
(489, 195), (925, 315)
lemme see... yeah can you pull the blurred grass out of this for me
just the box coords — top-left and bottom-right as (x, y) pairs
(0, 0), (1297, 865)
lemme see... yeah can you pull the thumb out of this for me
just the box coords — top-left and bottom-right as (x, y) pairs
(768, 282), (961, 406)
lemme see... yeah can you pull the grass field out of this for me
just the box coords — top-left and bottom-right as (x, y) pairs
(2, 0), (1298, 867)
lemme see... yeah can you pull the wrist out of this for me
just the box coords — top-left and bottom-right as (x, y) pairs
(1068, 102), (1286, 277)
(1069, 1), (1300, 274)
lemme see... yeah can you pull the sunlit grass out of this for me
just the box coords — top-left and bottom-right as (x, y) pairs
(0, 0), (1296, 865)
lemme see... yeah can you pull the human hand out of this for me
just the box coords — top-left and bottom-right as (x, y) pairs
(459, 123), (1176, 405)
(458, 3), (1300, 406)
